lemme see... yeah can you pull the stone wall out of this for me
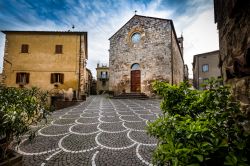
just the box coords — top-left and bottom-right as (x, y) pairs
(172, 31), (184, 84)
(215, 0), (250, 111)
(109, 15), (183, 96)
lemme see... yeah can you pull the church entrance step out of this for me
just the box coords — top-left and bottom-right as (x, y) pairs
(112, 92), (149, 99)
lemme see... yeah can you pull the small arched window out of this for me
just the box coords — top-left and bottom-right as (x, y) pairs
(131, 63), (140, 70)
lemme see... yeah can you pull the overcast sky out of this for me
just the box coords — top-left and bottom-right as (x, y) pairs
(0, 0), (219, 78)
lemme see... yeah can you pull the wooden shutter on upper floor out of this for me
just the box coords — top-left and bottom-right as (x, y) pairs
(21, 44), (29, 53)
(55, 45), (63, 54)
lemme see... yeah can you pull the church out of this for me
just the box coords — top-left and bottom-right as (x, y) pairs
(109, 15), (185, 96)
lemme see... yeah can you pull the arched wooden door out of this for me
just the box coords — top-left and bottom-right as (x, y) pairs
(131, 63), (141, 92)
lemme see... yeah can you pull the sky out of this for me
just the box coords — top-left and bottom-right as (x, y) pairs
(0, 0), (219, 78)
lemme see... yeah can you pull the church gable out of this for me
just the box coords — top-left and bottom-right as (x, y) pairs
(109, 15), (172, 49)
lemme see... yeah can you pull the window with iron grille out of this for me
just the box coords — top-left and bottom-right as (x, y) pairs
(16, 72), (30, 84)
(21, 44), (29, 53)
(51, 73), (64, 84)
(100, 71), (108, 79)
(55, 45), (63, 54)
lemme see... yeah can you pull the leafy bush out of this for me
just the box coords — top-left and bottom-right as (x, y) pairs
(147, 79), (250, 166)
(0, 87), (50, 160)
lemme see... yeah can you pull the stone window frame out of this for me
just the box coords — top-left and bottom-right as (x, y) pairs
(131, 32), (141, 44)
(202, 64), (209, 72)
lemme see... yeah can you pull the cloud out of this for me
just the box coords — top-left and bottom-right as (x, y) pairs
(0, 0), (218, 79)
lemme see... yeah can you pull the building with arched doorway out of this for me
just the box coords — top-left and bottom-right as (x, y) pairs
(109, 15), (185, 96)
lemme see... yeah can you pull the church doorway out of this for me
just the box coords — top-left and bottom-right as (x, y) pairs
(131, 63), (141, 92)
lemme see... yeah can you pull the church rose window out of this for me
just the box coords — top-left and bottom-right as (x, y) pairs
(131, 32), (141, 44)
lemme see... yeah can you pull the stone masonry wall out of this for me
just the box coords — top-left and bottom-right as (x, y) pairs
(79, 34), (87, 96)
(172, 30), (184, 84)
(2, 36), (9, 86)
(109, 15), (176, 96)
(216, 1), (250, 129)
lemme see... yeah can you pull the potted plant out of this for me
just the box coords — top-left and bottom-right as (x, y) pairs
(0, 87), (50, 165)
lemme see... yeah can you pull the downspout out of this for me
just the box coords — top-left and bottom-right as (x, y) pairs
(197, 56), (199, 89)
(78, 35), (81, 99)
(170, 25), (173, 85)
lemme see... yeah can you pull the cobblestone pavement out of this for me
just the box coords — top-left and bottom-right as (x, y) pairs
(18, 96), (162, 166)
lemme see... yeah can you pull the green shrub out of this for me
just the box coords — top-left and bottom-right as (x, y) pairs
(147, 79), (250, 166)
(0, 87), (51, 160)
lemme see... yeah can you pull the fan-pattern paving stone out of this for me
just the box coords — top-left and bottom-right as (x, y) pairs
(18, 96), (161, 166)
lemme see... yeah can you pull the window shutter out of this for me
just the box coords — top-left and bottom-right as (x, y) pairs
(16, 73), (20, 83)
(21, 44), (29, 53)
(51, 73), (54, 83)
(106, 72), (108, 77)
(26, 73), (30, 84)
(55, 45), (59, 53)
(55, 45), (62, 54)
(60, 74), (64, 84)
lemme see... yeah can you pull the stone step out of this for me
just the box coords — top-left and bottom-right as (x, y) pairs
(113, 92), (149, 99)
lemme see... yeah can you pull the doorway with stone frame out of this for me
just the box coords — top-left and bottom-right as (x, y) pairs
(131, 63), (141, 92)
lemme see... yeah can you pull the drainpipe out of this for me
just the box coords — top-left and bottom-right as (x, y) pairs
(197, 56), (199, 89)
(170, 26), (173, 85)
(78, 35), (81, 99)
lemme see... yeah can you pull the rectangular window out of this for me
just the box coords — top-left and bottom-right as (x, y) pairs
(51, 73), (64, 84)
(21, 44), (29, 53)
(202, 64), (209, 72)
(55, 45), (63, 54)
(16, 72), (30, 84)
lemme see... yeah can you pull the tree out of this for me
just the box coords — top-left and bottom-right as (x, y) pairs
(0, 87), (50, 161)
(147, 80), (250, 166)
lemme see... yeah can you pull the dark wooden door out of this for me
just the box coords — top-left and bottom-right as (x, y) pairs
(131, 70), (141, 92)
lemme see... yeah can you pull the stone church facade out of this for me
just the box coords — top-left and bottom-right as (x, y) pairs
(109, 15), (184, 96)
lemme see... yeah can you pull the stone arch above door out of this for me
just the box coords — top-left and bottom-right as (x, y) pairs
(131, 63), (140, 70)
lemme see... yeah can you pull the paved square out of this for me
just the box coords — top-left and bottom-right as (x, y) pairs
(18, 96), (162, 166)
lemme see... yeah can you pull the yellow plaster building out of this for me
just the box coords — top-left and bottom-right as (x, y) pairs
(96, 64), (109, 94)
(1, 31), (88, 99)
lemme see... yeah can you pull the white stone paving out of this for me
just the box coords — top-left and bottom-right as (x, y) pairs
(18, 96), (161, 166)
